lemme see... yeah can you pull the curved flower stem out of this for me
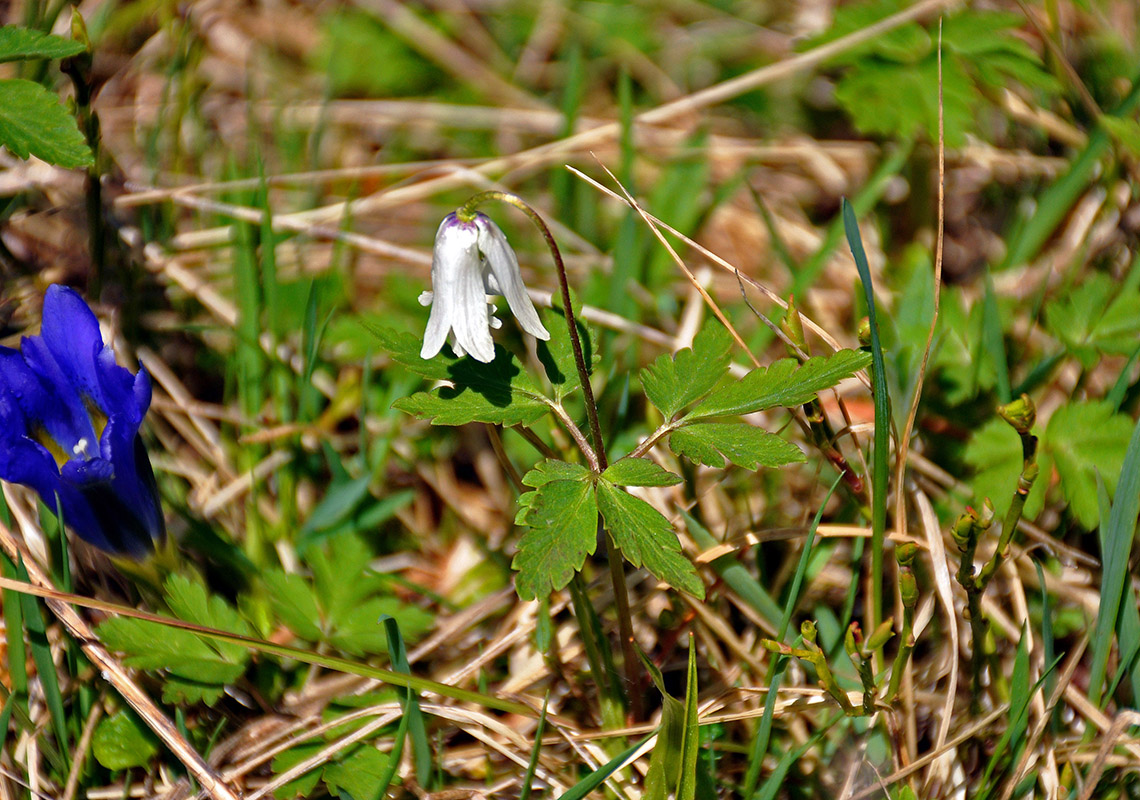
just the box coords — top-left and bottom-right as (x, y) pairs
(459, 191), (605, 465)
(460, 191), (644, 720)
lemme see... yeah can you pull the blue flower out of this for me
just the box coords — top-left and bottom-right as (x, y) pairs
(0, 285), (165, 558)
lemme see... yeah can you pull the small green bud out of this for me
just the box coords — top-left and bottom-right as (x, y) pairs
(999, 393), (1037, 435)
(900, 572), (918, 608)
(844, 623), (860, 656)
(801, 619), (818, 645)
(857, 317), (871, 347)
(866, 619), (895, 651)
(781, 295), (808, 357)
(895, 541), (918, 567)
(70, 8), (91, 50)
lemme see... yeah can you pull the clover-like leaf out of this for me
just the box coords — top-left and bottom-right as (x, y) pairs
(513, 476), (598, 600)
(641, 323), (733, 419)
(669, 422), (805, 470)
(596, 481), (703, 598)
(690, 349), (870, 420)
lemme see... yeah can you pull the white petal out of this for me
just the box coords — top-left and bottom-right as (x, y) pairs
(421, 215), (480, 359)
(476, 214), (551, 341)
(418, 291), (433, 307)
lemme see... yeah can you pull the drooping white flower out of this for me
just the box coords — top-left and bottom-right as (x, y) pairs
(420, 212), (550, 362)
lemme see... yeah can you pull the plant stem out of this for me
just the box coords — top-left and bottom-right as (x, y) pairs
(459, 191), (643, 720)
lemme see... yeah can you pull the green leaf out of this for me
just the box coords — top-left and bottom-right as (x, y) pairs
(392, 352), (550, 427)
(323, 746), (390, 800)
(669, 422), (805, 470)
(536, 303), (595, 401)
(327, 597), (433, 657)
(373, 324), (553, 426)
(309, 533), (377, 625)
(0, 79), (93, 168)
(92, 711), (158, 771)
(522, 459), (592, 487)
(263, 569), (323, 641)
(832, 56), (976, 147)
(513, 478), (598, 600)
(602, 457), (682, 487)
(271, 742), (325, 799)
(0, 26), (86, 62)
(97, 576), (253, 706)
(1046, 273), (1140, 366)
(595, 481), (703, 598)
(690, 349), (870, 419)
(1100, 116), (1140, 159)
(1046, 401), (1132, 529)
(641, 323), (733, 418)
(965, 417), (1050, 524)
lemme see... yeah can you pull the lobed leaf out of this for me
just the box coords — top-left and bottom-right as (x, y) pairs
(596, 482), (703, 598)
(513, 478), (598, 600)
(690, 349), (870, 420)
(669, 422), (805, 470)
(641, 323), (733, 418)
(602, 457), (682, 487)
(0, 25), (86, 63)
(0, 79), (93, 168)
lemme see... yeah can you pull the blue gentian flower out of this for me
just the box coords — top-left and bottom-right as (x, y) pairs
(0, 285), (165, 558)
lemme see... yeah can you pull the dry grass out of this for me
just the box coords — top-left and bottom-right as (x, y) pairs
(2, 0), (1140, 798)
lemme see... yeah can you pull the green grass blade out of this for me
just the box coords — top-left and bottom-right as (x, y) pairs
(676, 637), (700, 800)
(743, 474), (842, 795)
(1088, 417), (1140, 708)
(16, 557), (68, 766)
(518, 693), (550, 800)
(556, 734), (652, 800)
(382, 616), (431, 787)
(842, 199), (889, 633)
(680, 509), (782, 629)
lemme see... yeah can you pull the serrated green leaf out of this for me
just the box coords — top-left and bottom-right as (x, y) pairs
(263, 569), (323, 641)
(0, 79), (93, 168)
(832, 56), (975, 147)
(164, 574), (254, 666)
(92, 711), (158, 771)
(324, 746), (390, 800)
(513, 479), (598, 600)
(641, 323), (733, 418)
(1046, 274), (1140, 367)
(271, 742), (325, 799)
(940, 11), (1036, 58)
(98, 576), (253, 705)
(595, 482), (703, 598)
(1046, 401), (1132, 529)
(374, 324), (554, 426)
(964, 417), (1050, 524)
(690, 349), (870, 420)
(0, 26), (86, 62)
(669, 423), (805, 470)
(309, 533), (378, 624)
(602, 457), (682, 487)
(161, 675), (226, 707)
(327, 597), (433, 657)
(536, 304), (595, 400)
(367, 325), (452, 381)
(97, 617), (247, 689)
(522, 459), (592, 487)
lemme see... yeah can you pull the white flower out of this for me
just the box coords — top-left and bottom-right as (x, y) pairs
(420, 212), (550, 362)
